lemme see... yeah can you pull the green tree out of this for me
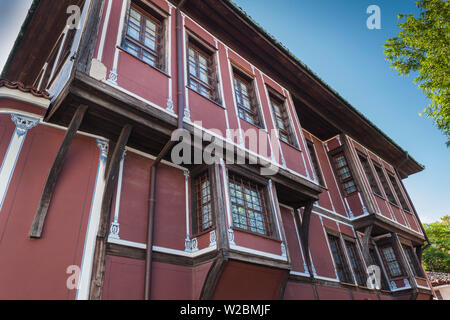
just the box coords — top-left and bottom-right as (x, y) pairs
(384, 0), (450, 146)
(423, 215), (450, 273)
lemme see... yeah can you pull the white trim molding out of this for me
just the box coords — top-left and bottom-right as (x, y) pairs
(0, 114), (39, 212)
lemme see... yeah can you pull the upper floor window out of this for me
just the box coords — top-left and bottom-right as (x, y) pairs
(307, 141), (325, 186)
(345, 240), (367, 286)
(380, 246), (403, 278)
(373, 164), (397, 205)
(332, 153), (357, 196)
(123, 4), (165, 70)
(233, 70), (262, 127)
(269, 94), (295, 145)
(358, 154), (382, 196)
(228, 174), (272, 237)
(388, 173), (410, 211)
(188, 39), (220, 103)
(403, 245), (424, 277)
(328, 234), (352, 283)
(194, 172), (214, 234)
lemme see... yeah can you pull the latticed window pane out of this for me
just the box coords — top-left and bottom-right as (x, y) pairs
(270, 97), (294, 145)
(195, 173), (214, 232)
(389, 174), (409, 211)
(382, 247), (402, 277)
(307, 141), (325, 186)
(333, 153), (357, 196)
(188, 43), (217, 101)
(234, 75), (261, 126)
(359, 155), (382, 196)
(123, 4), (164, 69)
(345, 241), (366, 286)
(228, 174), (271, 236)
(374, 165), (397, 205)
(328, 235), (351, 283)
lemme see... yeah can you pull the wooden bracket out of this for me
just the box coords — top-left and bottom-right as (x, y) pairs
(29, 105), (88, 239)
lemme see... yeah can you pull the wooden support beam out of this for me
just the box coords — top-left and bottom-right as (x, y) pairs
(199, 251), (228, 300)
(89, 124), (133, 300)
(295, 200), (314, 277)
(362, 225), (373, 263)
(29, 105), (88, 238)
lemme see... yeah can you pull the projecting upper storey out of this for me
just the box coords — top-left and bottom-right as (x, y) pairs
(1, 0), (426, 237)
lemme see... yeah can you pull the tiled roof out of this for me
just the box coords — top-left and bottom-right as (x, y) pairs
(0, 79), (50, 99)
(427, 272), (450, 286)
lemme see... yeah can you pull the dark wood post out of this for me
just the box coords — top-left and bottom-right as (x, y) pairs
(89, 124), (133, 300)
(30, 105), (88, 238)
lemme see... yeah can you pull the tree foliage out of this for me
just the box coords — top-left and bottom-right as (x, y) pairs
(423, 215), (450, 273)
(384, 0), (450, 146)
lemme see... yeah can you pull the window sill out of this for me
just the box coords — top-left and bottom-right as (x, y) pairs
(192, 227), (216, 239)
(117, 46), (171, 78)
(388, 201), (401, 209)
(372, 192), (385, 200)
(187, 86), (224, 109)
(280, 139), (301, 152)
(238, 117), (266, 131)
(231, 226), (281, 243)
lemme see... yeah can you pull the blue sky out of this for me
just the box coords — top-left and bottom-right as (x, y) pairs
(0, 0), (448, 223)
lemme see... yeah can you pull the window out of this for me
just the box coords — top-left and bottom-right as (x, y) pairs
(123, 4), (165, 69)
(228, 174), (272, 236)
(332, 153), (357, 195)
(345, 241), (367, 286)
(328, 234), (352, 283)
(194, 172), (214, 234)
(307, 141), (325, 186)
(403, 245), (424, 277)
(388, 173), (410, 211)
(233, 71), (262, 127)
(270, 94), (295, 145)
(380, 246), (403, 278)
(359, 155), (382, 196)
(374, 164), (397, 205)
(188, 40), (219, 102)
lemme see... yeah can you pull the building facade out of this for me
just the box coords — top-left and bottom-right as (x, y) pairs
(0, 0), (434, 300)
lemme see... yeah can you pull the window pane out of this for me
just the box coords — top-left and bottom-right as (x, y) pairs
(228, 175), (269, 236)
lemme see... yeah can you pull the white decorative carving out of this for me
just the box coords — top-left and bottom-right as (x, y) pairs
(96, 139), (109, 161)
(11, 114), (39, 136)
(390, 280), (397, 290)
(281, 243), (287, 258)
(108, 221), (120, 240)
(167, 97), (175, 114)
(191, 237), (199, 252)
(228, 228), (235, 245)
(404, 278), (411, 288)
(183, 105), (191, 121)
(209, 230), (216, 247)
(185, 237), (192, 252)
(107, 68), (118, 85)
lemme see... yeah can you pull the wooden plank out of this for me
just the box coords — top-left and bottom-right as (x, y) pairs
(106, 243), (146, 260)
(29, 105), (88, 238)
(89, 124), (133, 300)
